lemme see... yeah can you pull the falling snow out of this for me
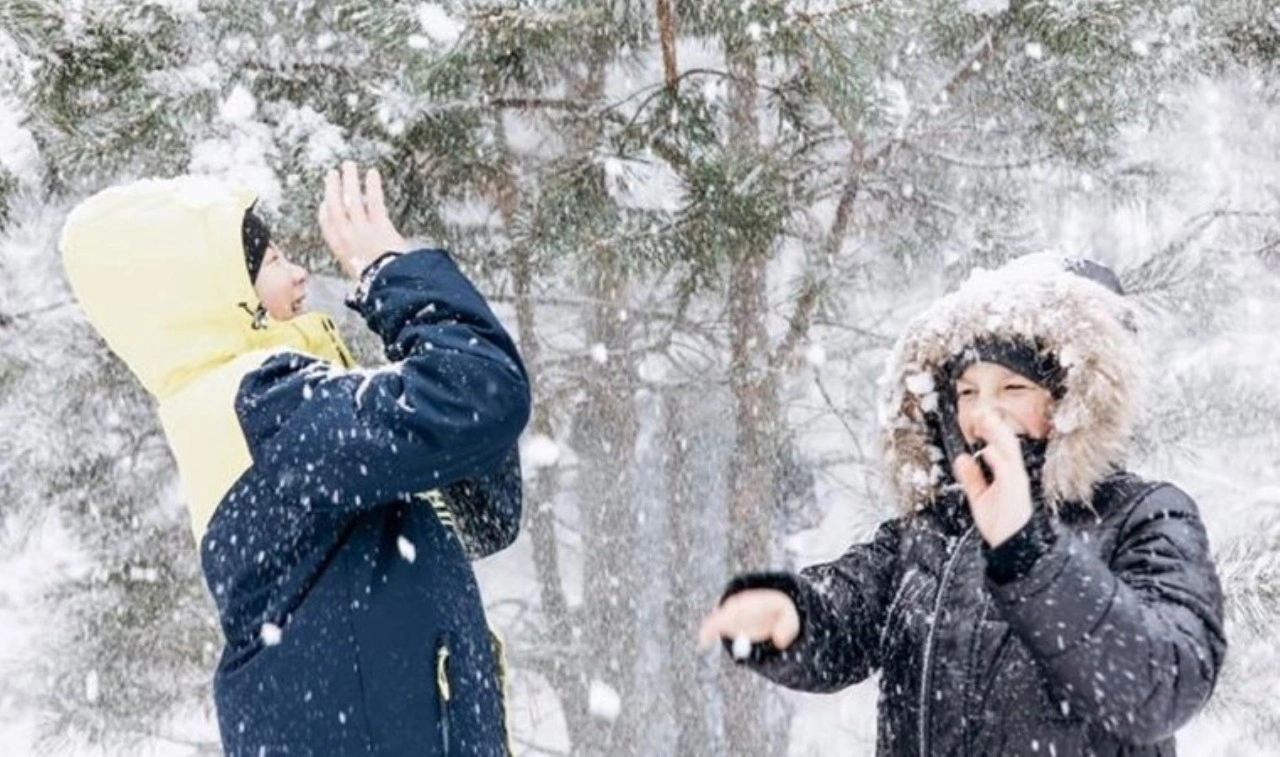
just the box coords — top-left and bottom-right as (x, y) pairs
(260, 623), (283, 647)
(397, 536), (417, 563)
(2, 5), (1278, 756)
(587, 680), (622, 721)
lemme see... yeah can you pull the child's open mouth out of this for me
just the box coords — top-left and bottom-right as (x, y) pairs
(291, 295), (306, 315)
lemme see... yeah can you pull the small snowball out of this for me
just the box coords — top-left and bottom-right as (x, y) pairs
(85, 670), (100, 703)
(397, 536), (417, 563)
(219, 84), (257, 122)
(905, 372), (935, 396)
(804, 343), (827, 367)
(416, 3), (463, 45)
(1053, 405), (1082, 434)
(261, 622), (283, 646)
(522, 434), (561, 469)
(964, 0), (1009, 14)
(731, 634), (753, 661)
(588, 679), (622, 721)
(590, 343), (609, 365)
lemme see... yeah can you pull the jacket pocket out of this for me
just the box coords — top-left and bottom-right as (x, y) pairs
(436, 636), (453, 757)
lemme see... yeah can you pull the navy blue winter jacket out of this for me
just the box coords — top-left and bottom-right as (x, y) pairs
(201, 249), (530, 756)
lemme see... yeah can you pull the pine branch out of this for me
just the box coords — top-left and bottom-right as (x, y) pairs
(0, 299), (74, 326)
(866, 3), (1025, 164)
(792, 1), (886, 25)
(902, 144), (1055, 171)
(813, 372), (868, 464)
(761, 0), (1035, 362)
(770, 149), (863, 371)
(1214, 535), (1280, 633)
(488, 97), (591, 111)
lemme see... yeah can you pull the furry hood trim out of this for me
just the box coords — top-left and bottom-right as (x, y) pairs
(877, 253), (1143, 513)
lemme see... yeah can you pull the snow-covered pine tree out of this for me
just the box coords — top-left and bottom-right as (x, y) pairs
(0, 3), (224, 750)
(3, 0), (1280, 753)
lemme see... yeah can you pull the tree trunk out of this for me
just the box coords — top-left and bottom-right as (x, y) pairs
(722, 44), (788, 757)
(505, 165), (585, 741)
(663, 389), (719, 757)
(574, 253), (639, 754)
(565, 46), (643, 756)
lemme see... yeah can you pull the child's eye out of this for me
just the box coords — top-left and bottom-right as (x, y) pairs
(957, 388), (976, 398)
(1005, 384), (1029, 391)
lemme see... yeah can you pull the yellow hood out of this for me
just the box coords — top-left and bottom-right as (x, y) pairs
(61, 176), (355, 541)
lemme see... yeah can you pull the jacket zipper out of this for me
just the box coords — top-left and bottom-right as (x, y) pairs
(961, 594), (993, 757)
(918, 525), (975, 756)
(437, 640), (453, 757)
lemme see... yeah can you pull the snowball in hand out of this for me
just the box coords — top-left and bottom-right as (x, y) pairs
(731, 633), (753, 660)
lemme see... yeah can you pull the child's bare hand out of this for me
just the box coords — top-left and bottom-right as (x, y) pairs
(954, 407), (1034, 547)
(697, 589), (800, 653)
(318, 161), (408, 280)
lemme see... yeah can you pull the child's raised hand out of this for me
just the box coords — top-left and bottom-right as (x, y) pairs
(953, 407), (1034, 547)
(318, 161), (409, 280)
(697, 589), (800, 653)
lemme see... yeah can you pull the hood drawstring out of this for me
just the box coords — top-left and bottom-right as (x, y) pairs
(238, 302), (268, 330)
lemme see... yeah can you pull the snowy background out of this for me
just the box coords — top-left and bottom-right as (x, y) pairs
(2, 1), (1279, 755)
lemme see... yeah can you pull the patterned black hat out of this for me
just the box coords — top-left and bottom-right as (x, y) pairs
(242, 206), (271, 283)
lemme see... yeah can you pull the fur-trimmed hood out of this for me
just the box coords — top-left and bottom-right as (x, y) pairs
(877, 253), (1143, 513)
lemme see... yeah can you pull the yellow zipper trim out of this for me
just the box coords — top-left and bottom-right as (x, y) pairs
(436, 644), (452, 702)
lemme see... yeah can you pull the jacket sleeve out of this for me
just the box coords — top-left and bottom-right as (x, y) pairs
(988, 484), (1227, 743)
(242, 249), (531, 511)
(721, 518), (904, 693)
(438, 445), (523, 559)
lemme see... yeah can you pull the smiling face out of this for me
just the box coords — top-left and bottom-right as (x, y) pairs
(252, 244), (309, 321)
(954, 361), (1054, 445)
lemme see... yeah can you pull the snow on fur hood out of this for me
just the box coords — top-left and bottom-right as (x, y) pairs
(877, 252), (1143, 513)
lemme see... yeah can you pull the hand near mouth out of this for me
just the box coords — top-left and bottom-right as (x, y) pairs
(953, 408), (1034, 547)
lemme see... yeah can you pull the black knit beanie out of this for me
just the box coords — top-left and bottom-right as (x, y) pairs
(931, 258), (1125, 476)
(933, 336), (1063, 480)
(242, 206), (271, 284)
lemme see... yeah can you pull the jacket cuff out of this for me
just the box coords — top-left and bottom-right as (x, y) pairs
(989, 530), (1119, 659)
(719, 572), (808, 667)
(344, 251), (404, 313)
(983, 507), (1056, 585)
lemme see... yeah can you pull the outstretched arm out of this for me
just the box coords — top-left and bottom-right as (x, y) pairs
(700, 518), (904, 693)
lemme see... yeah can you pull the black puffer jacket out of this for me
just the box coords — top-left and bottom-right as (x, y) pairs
(725, 256), (1227, 755)
(729, 472), (1225, 755)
